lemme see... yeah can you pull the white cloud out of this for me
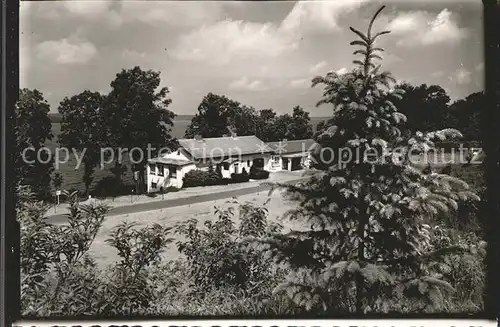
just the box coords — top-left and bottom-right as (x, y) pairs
(171, 20), (299, 65)
(21, 1), (61, 20)
(385, 9), (468, 47)
(280, 0), (369, 34)
(36, 37), (97, 64)
(309, 60), (327, 74)
(21, 1), (226, 29)
(290, 78), (311, 89)
(449, 67), (472, 85)
(122, 49), (147, 59)
(117, 1), (227, 27)
(63, 1), (113, 16)
(431, 71), (444, 78)
(20, 45), (32, 87)
(336, 67), (349, 75)
(23, 1), (114, 20)
(229, 76), (269, 91)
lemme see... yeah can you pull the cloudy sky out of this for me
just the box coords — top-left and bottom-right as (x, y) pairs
(20, 0), (484, 116)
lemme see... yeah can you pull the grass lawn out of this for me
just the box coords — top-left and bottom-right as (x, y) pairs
(87, 189), (301, 268)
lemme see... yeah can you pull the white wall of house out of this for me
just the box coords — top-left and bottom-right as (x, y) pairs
(147, 149), (273, 192)
(147, 162), (197, 193)
(269, 152), (313, 172)
(268, 155), (283, 172)
(206, 153), (271, 178)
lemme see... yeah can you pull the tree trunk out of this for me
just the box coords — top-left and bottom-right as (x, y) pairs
(355, 223), (365, 314)
(355, 188), (368, 314)
(83, 163), (94, 197)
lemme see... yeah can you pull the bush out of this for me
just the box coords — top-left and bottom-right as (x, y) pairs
(250, 169), (270, 180)
(231, 173), (250, 183)
(183, 169), (222, 188)
(175, 200), (282, 294)
(424, 225), (486, 312)
(19, 189), (111, 316)
(101, 222), (174, 315)
(207, 166), (222, 185)
(92, 177), (133, 198)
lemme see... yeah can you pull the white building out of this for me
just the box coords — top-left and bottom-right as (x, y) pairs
(146, 135), (274, 193)
(267, 139), (319, 172)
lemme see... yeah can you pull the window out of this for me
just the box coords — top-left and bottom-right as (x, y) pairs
(223, 162), (229, 170)
(272, 156), (280, 164)
(149, 164), (156, 175)
(234, 163), (239, 173)
(247, 160), (250, 166)
(157, 164), (164, 176)
(169, 165), (177, 178)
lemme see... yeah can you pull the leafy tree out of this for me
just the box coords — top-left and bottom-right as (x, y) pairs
(391, 83), (451, 135)
(58, 91), (105, 195)
(448, 91), (484, 144)
(257, 106), (314, 142)
(289, 105), (313, 140)
(52, 172), (63, 191)
(185, 93), (241, 138)
(230, 105), (260, 136)
(314, 118), (335, 138)
(102, 66), (176, 192)
(259, 108), (277, 121)
(261, 6), (479, 314)
(15, 88), (54, 199)
(255, 108), (278, 141)
(267, 113), (294, 142)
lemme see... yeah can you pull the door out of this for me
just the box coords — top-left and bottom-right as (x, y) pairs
(291, 157), (302, 171)
(253, 158), (264, 168)
(282, 158), (289, 170)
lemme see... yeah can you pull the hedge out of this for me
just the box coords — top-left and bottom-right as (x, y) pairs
(183, 170), (222, 188)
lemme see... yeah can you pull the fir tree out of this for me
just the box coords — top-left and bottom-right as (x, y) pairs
(262, 6), (479, 314)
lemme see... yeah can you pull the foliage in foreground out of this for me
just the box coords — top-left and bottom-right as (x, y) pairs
(19, 178), (485, 316)
(19, 186), (293, 316)
(260, 6), (483, 314)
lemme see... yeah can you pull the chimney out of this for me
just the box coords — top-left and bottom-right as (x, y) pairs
(231, 131), (237, 139)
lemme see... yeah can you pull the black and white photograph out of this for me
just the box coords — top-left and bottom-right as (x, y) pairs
(15, 0), (489, 318)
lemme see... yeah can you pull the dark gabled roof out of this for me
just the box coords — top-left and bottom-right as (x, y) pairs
(267, 139), (319, 154)
(148, 157), (194, 166)
(178, 135), (272, 160)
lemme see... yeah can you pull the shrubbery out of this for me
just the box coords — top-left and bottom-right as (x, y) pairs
(250, 169), (270, 180)
(19, 163), (487, 316)
(230, 172), (250, 183)
(18, 186), (291, 316)
(182, 169), (221, 188)
(175, 200), (283, 294)
(92, 176), (134, 198)
(183, 167), (255, 188)
(19, 187), (175, 316)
